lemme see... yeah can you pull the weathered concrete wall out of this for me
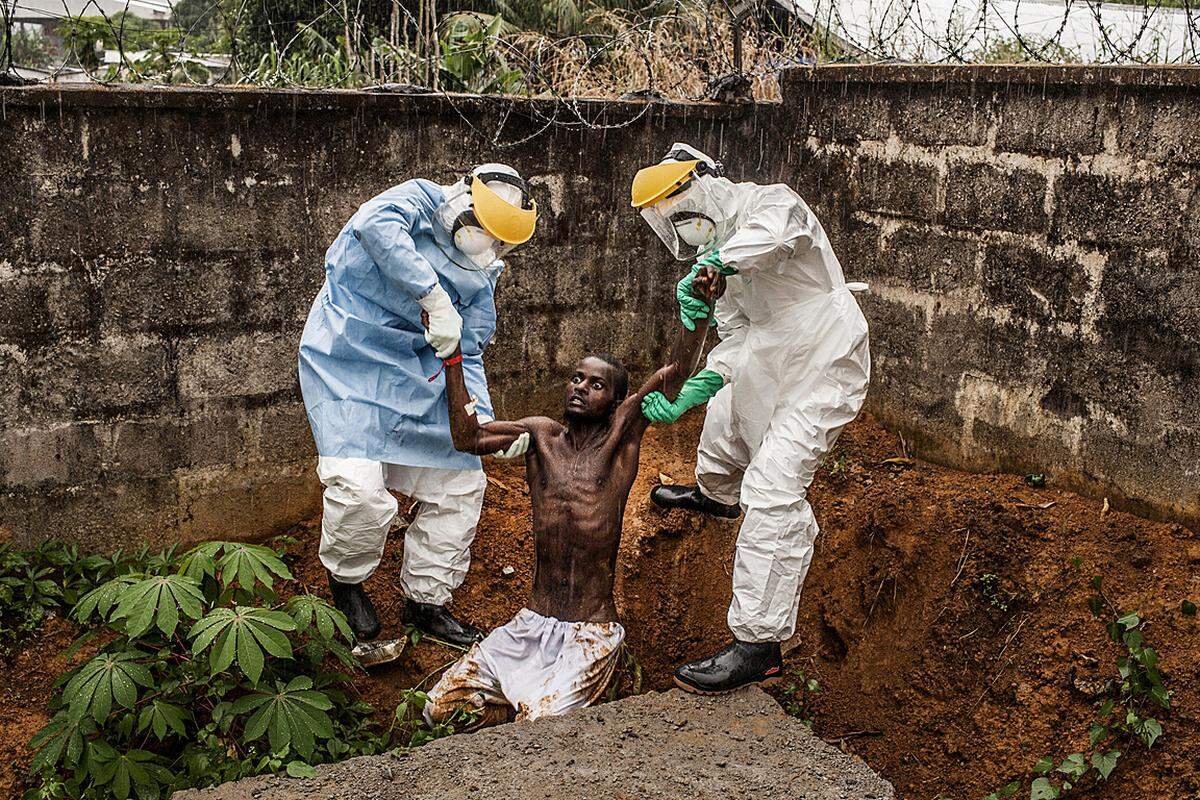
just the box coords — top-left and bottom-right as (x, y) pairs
(2, 66), (1197, 550)
(0, 86), (787, 549)
(784, 65), (1200, 529)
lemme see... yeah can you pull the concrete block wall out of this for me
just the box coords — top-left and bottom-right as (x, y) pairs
(784, 65), (1200, 529)
(2, 67), (1197, 551)
(0, 86), (785, 549)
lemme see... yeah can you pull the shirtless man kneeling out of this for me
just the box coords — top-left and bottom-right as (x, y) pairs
(423, 269), (719, 726)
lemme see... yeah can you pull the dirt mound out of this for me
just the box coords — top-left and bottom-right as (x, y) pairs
(174, 687), (895, 800)
(4, 413), (1198, 800)
(274, 412), (1198, 800)
(623, 414), (1200, 800)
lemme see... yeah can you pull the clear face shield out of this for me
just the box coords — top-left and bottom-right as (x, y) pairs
(639, 177), (731, 261)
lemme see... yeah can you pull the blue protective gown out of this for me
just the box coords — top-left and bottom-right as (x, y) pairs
(298, 179), (497, 471)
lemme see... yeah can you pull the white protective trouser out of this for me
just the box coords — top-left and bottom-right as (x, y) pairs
(316, 456), (486, 605)
(696, 344), (869, 644)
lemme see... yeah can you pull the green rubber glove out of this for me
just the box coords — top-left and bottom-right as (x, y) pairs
(676, 250), (739, 332)
(675, 262), (713, 332)
(641, 369), (726, 424)
(697, 249), (737, 276)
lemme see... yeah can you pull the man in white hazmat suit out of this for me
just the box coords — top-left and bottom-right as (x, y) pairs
(632, 143), (871, 693)
(298, 164), (538, 647)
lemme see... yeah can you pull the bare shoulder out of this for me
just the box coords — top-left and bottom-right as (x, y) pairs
(518, 416), (564, 439)
(607, 393), (652, 445)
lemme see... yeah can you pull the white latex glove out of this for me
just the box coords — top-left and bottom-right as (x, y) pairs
(417, 284), (463, 358)
(493, 432), (530, 459)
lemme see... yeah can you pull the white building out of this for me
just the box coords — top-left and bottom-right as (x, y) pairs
(12, 0), (173, 27)
(780, 0), (1200, 63)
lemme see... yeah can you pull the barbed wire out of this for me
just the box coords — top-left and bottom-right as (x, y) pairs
(3, 0), (1199, 146)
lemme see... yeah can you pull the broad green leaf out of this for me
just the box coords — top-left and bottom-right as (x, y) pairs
(111, 574), (205, 637)
(137, 700), (189, 741)
(1088, 723), (1108, 747)
(239, 682), (336, 760)
(1091, 749), (1119, 780)
(285, 675), (313, 692)
(216, 543), (293, 593)
(1116, 611), (1140, 629)
(73, 575), (140, 623)
(238, 626), (265, 685)
(1056, 753), (1087, 780)
(1032, 757), (1054, 775)
(29, 712), (91, 772)
(1139, 718), (1162, 747)
(177, 541), (222, 581)
(1030, 777), (1059, 800)
(287, 594), (353, 643)
(105, 749), (171, 800)
(286, 761), (318, 778)
(188, 606), (296, 684)
(64, 652), (152, 723)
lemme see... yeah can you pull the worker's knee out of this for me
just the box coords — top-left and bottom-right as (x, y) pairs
(322, 475), (397, 533)
(738, 473), (807, 515)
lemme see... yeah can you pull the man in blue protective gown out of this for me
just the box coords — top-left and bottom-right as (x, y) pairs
(298, 164), (538, 647)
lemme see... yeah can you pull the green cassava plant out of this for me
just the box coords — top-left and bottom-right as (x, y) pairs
(23, 541), (386, 800)
(0, 540), (149, 658)
(981, 576), (1170, 800)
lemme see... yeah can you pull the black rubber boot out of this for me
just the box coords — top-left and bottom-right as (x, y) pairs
(327, 573), (381, 642)
(650, 484), (741, 519)
(405, 599), (483, 648)
(673, 640), (783, 695)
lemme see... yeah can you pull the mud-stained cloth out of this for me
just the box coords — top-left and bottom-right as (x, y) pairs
(425, 608), (624, 724)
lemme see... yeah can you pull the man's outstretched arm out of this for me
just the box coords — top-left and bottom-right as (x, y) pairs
(637, 264), (728, 426)
(443, 346), (542, 456)
(612, 267), (720, 438)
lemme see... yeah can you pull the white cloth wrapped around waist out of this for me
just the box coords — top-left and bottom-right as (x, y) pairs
(424, 608), (625, 724)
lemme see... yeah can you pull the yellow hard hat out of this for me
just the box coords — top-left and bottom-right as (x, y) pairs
(471, 175), (537, 245)
(630, 159), (700, 209)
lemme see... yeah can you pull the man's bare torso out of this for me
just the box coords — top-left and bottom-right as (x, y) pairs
(519, 401), (646, 624)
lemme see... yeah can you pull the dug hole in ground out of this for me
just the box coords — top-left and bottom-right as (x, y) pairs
(2, 413), (1197, 799)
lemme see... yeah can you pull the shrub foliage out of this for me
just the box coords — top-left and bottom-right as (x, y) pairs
(24, 541), (388, 800)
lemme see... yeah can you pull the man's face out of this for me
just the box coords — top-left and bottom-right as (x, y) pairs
(564, 357), (618, 422)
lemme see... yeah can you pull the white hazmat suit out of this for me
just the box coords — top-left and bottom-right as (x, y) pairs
(651, 151), (871, 644)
